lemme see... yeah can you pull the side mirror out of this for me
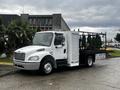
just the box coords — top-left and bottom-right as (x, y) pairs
(62, 43), (65, 46)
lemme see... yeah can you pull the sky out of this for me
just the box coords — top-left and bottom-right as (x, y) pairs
(0, 0), (120, 40)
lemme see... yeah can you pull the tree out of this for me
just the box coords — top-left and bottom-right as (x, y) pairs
(91, 36), (96, 49)
(95, 34), (102, 49)
(0, 17), (7, 53)
(0, 17), (2, 25)
(87, 34), (92, 48)
(82, 34), (86, 48)
(115, 33), (120, 42)
(7, 20), (36, 50)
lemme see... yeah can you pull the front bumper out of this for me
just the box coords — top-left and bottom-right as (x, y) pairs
(13, 61), (40, 70)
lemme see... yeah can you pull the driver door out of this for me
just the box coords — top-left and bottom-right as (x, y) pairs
(53, 33), (67, 60)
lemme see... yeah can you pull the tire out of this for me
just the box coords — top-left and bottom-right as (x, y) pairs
(86, 56), (93, 67)
(40, 59), (53, 75)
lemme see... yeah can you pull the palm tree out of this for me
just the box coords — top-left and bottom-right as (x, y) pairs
(0, 17), (7, 53)
(7, 20), (36, 50)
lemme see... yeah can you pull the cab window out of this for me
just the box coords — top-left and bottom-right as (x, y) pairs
(54, 33), (65, 46)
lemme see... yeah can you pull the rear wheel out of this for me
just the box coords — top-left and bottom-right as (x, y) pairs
(86, 56), (93, 67)
(40, 59), (53, 75)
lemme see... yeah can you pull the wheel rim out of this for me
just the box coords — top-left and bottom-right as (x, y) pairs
(88, 57), (93, 66)
(44, 63), (52, 74)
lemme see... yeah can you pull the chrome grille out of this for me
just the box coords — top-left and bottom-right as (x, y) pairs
(14, 52), (25, 61)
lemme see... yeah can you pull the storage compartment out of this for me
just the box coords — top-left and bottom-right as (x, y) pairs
(67, 32), (80, 66)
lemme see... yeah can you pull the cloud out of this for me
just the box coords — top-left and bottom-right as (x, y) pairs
(76, 26), (119, 40)
(0, 0), (120, 28)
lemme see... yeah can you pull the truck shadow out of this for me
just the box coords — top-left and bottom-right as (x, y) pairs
(16, 65), (103, 76)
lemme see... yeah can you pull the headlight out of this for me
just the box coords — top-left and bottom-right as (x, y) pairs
(28, 56), (39, 61)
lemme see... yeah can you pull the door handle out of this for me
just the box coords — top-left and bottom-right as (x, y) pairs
(64, 49), (66, 53)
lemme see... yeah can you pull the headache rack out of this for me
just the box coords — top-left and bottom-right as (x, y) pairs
(74, 29), (107, 53)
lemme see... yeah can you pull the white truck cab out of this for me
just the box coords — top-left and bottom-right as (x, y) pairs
(13, 31), (95, 74)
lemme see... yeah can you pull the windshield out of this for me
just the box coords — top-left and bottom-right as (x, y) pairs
(33, 33), (53, 46)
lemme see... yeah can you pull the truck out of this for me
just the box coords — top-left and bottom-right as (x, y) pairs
(13, 31), (106, 74)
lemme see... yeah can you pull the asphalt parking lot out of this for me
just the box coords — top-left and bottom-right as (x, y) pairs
(0, 58), (120, 90)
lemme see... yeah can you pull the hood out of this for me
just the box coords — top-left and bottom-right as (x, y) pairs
(15, 45), (48, 53)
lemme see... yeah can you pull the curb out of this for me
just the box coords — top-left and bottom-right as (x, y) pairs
(0, 69), (17, 77)
(0, 62), (13, 66)
(0, 63), (17, 77)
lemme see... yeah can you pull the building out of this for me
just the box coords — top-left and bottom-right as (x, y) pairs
(21, 14), (70, 31)
(0, 14), (20, 26)
(0, 14), (70, 31)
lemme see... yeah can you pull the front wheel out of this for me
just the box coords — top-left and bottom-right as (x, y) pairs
(40, 60), (53, 75)
(86, 56), (93, 67)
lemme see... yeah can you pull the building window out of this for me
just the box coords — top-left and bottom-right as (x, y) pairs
(33, 18), (36, 25)
(48, 19), (52, 26)
(45, 19), (48, 26)
(37, 19), (40, 26)
(49, 27), (52, 30)
(29, 19), (32, 25)
(45, 27), (48, 31)
(41, 18), (45, 26)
